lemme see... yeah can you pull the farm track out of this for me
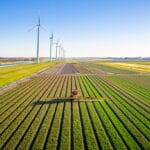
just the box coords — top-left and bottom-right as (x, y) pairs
(0, 63), (150, 149)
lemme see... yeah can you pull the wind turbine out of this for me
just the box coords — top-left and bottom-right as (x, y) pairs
(36, 17), (40, 64)
(49, 33), (53, 61)
(63, 49), (66, 60)
(28, 17), (41, 64)
(61, 46), (64, 60)
(58, 44), (61, 60)
(60, 46), (63, 60)
(55, 40), (59, 60)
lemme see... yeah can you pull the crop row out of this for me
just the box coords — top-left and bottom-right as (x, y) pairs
(0, 73), (149, 149)
(106, 76), (150, 102)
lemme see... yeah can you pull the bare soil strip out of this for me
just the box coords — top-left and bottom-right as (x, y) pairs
(56, 64), (80, 75)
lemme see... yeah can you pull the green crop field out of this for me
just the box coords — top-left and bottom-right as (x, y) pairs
(95, 61), (150, 73)
(0, 61), (59, 87)
(0, 62), (150, 150)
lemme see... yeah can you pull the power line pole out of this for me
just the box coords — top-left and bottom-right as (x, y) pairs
(49, 33), (53, 61)
(36, 17), (40, 64)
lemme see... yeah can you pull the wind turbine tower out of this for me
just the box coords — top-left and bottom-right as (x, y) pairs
(55, 41), (59, 60)
(56, 41), (59, 60)
(49, 33), (53, 61)
(58, 44), (61, 60)
(36, 17), (40, 64)
(63, 48), (65, 60)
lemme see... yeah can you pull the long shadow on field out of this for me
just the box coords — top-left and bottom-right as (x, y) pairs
(33, 99), (73, 105)
(32, 99), (102, 105)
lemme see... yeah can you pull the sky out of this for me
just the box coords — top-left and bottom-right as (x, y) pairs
(0, 0), (150, 58)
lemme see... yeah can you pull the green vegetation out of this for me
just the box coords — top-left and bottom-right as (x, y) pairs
(76, 62), (135, 74)
(92, 63), (135, 74)
(76, 61), (150, 74)
(95, 62), (150, 73)
(0, 61), (58, 87)
(0, 62), (150, 149)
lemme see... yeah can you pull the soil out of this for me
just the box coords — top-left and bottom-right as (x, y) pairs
(56, 64), (79, 75)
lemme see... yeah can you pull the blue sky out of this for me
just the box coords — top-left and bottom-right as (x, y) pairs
(0, 0), (150, 57)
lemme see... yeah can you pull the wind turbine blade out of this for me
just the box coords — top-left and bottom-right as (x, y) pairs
(41, 26), (50, 35)
(28, 25), (37, 32)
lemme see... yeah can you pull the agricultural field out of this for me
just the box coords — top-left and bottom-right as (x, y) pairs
(0, 61), (59, 87)
(0, 62), (150, 150)
(94, 61), (150, 74)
